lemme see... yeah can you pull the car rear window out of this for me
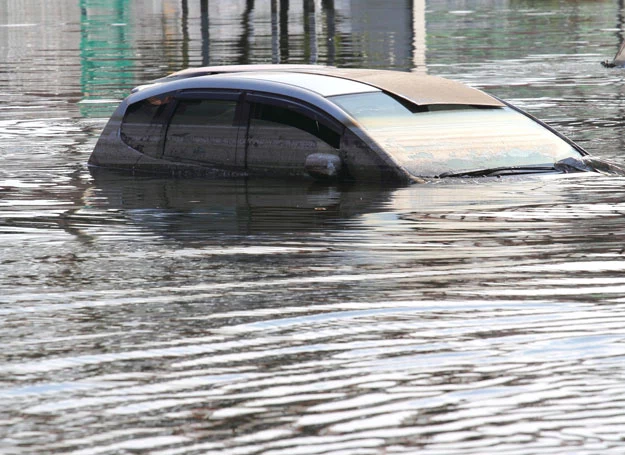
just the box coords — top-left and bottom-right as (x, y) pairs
(330, 92), (582, 177)
(120, 94), (173, 157)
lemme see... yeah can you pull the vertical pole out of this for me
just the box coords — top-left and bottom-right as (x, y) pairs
(237, 0), (255, 64)
(279, 0), (289, 62)
(613, 0), (625, 66)
(321, 0), (335, 66)
(412, 0), (426, 73)
(619, 0), (624, 46)
(271, 0), (279, 63)
(617, 0), (625, 154)
(200, 0), (209, 65)
(303, 0), (317, 63)
(181, 0), (189, 67)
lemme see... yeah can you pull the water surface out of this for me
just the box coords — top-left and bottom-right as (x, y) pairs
(3, 1), (625, 453)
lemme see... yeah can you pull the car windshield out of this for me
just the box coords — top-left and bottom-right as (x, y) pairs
(330, 92), (583, 177)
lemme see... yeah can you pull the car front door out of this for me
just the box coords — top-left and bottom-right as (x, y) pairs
(244, 94), (343, 177)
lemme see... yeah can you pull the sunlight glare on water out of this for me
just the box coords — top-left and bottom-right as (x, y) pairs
(3, 1), (625, 454)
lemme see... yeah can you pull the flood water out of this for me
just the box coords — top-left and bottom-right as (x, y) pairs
(4, 0), (625, 453)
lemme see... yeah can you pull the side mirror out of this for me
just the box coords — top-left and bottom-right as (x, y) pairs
(305, 153), (343, 179)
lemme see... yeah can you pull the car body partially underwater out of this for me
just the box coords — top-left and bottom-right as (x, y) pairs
(89, 65), (622, 183)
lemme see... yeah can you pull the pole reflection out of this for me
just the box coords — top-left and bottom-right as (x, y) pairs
(271, 0), (279, 62)
(237, 0), (255, 64)
(303, 0), (318, 63)
(181, 0), (189, 68)
(322, 0), (336, 65)
(188, 1), (424, 70)
(280, 0), (290, 62)
(201, 0), (209, 65)
(76, 0), (426, 107)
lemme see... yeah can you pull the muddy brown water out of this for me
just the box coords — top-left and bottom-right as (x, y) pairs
(4, 1), (625, 453)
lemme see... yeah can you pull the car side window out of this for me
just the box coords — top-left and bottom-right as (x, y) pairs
(169, 99), (236, 126)
(163, 98), (240, 166)
(120, 94), (173, 157)
(251, 103), (340, 149)
(246, 99), (343, 176)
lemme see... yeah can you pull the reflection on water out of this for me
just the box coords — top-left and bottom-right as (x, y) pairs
(4, 0), (625, 453)
(5, 173), (625, 453)
(87, 172), (395, 236)
(80, 0), (134, 104)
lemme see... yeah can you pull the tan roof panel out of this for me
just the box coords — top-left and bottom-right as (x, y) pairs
(302, 68), (504, 107)
(160, 65), (504, 108)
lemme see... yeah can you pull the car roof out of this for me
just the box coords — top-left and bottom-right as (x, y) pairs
(224, 71), (379, 97)
(155, 64), (504, 108)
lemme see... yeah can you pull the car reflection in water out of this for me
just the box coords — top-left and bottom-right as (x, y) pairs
(87, 169), (397, 239)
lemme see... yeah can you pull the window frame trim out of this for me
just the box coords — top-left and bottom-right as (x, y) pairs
(120, 89), (347, 166)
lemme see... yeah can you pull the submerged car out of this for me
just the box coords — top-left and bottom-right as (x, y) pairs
(89, 64), (621, 183)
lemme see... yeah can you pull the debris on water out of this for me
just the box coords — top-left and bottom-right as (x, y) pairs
(602, 41), (625, 67)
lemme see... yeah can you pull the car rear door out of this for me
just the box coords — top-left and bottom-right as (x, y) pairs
(162, 90), (244, 170)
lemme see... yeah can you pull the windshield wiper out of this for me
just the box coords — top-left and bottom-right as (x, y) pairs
(555, 156), (625, 176)
(437, 157), (625, 179)
(437, 165), (556, 178)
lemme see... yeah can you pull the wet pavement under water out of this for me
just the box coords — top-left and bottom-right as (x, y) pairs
(4, 1), (625, 453)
